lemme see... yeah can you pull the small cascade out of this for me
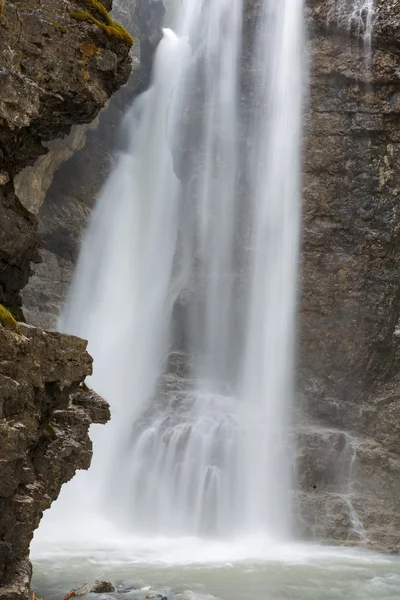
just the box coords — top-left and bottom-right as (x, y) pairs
(344, 437), (368, 542)
(329, 1), (375, 52)
(348, 1), (375, 51)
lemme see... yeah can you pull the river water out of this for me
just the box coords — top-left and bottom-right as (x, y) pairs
(32, 540), (400, 600)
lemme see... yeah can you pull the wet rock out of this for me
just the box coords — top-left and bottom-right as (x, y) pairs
(296, 0), (400, 547)
(74, 580), (115, 595)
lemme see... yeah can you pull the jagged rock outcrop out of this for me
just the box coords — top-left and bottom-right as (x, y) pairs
(0, 0), (132, 317)
(21, 0), (166, 329)
(0, 322), (110, 600)
(0, 0), (132, 178)
(14, 121), (100, 215)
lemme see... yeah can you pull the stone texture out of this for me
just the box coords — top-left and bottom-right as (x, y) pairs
(74, 580), (115, 595)
(0, 322), (110, 600)
(0, 0), (132, 178)
(295, 0), (400, 548)
(0, 1), (130, 597)
(0, 0), (132, 318)
(22, 0), (166, 329)
(0, 185), (41, 321)
(14, 120), (100, 215)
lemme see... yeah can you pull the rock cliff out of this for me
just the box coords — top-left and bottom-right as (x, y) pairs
(296, 0), (400, 548)
(19, 0), (165, 329)
(0, 0), (131, 597)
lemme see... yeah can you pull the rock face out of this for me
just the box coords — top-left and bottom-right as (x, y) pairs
(21, 0), (165, 329)
(0, 185), (41, 321)
(295, 1), (400, 548)
(0, 0), (132, 178)
(0, 323), (110, 600)
(0, 0), (132, 318)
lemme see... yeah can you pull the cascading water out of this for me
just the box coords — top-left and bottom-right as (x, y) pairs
(331, 0), (374, 52)
(44, 0), (304, 544)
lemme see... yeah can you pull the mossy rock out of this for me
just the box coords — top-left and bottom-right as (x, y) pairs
(0, 304), (20, 332)
(70, 0), (134, 45)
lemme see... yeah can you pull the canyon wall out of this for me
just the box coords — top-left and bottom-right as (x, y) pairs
(12, 0), (400, 551)
(296, 0), (400, 548)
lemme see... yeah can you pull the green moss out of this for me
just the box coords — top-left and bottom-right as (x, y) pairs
(51, 20), (68, 33)
(70, 0), (133, 45)
(0, 304), (20, 333)
(46, 423), (57, 439)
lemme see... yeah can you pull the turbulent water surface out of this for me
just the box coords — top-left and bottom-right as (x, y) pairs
(32, 541), (400, 600)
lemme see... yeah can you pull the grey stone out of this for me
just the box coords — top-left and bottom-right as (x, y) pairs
(75, 580), (115, 595)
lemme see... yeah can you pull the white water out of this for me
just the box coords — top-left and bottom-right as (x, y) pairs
(36, 0), (304, 549)
(331, 0), (374, 51)
(350, 0), (374, 52)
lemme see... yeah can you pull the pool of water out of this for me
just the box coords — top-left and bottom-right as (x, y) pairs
(31, 536), (400, 600)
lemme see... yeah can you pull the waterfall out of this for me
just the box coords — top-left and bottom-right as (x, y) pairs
(54, 0), (304, 543)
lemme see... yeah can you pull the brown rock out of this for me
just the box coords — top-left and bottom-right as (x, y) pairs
(0, 0), (132, 177)
(296, 0), (400, 548)
(0, 323), (110, 600)
(0, 0), (132, 317)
